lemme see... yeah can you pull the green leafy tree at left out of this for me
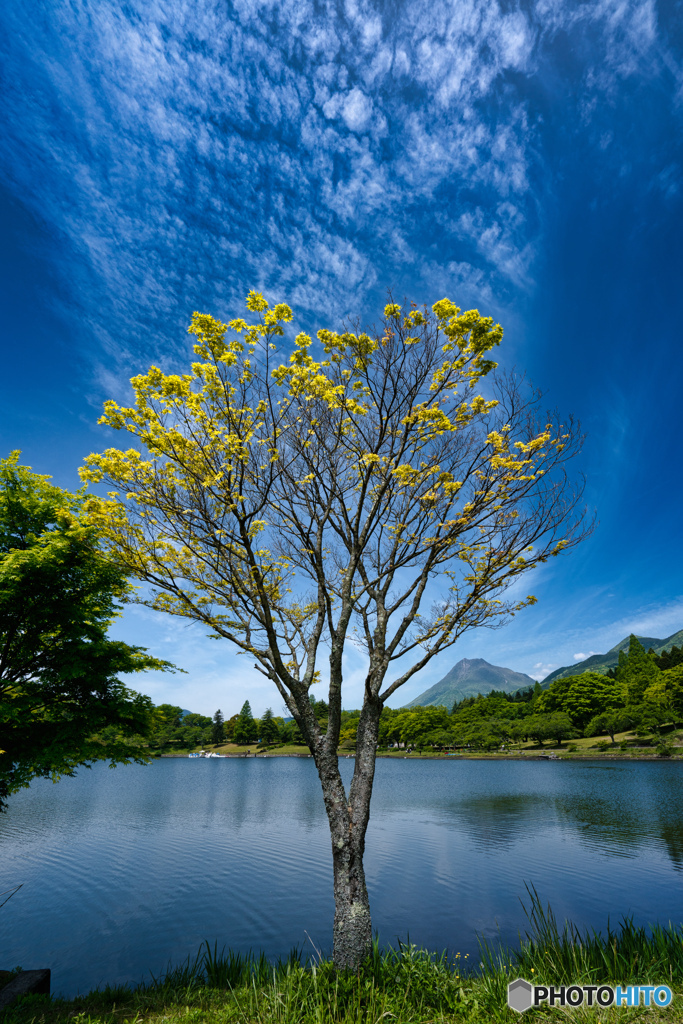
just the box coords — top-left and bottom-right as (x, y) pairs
(0, 453), (175, 811)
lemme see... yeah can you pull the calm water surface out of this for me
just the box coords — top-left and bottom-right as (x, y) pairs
(1, 757), (682, 996)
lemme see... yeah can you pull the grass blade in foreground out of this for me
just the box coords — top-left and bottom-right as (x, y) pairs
(4, 903), (683, 1023)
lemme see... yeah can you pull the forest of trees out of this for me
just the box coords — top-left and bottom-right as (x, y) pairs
(146, 697), (342, 752)
(420, 635), (683, 753)
(146, 636), (683, 755)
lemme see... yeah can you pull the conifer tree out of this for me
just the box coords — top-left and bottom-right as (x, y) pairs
(211, 708), (225, 745)
(258, 707), (279, 744)
(234, 700), (256, 744)
(617, 635), (662, 704)
(653, 645), (683, 671)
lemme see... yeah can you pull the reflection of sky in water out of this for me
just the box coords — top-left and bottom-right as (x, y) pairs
(1, 759), (682, 997)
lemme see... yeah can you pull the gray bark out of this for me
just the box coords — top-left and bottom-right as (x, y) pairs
(310, 691), (382, 970)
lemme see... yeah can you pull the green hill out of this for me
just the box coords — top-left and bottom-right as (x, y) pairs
(405, 658), (536, 708)
(541, 628), (683, 686)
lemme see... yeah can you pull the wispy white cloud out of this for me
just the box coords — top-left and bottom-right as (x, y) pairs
(2, 0), (673, 402)
(505, 598), (683, 683)
(0, 0), (557, 382)
(2, 0), (679, 713)
(531, 662), (557, 681)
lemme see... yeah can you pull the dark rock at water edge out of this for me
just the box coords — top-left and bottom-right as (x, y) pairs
(0, 970), (50, 1010)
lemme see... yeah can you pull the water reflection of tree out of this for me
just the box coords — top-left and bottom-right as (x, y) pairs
(443, 781), (683, 871)
(642, 768), (683, 870)
(444, 794), (550, 850)
(537, 765), (683, 870)
(555, 797), (646, 856)
(657, 825), (683, 869)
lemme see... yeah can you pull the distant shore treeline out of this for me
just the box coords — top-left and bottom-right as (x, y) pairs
(145, 635), (683, 754)
(426, 634), (683, 752)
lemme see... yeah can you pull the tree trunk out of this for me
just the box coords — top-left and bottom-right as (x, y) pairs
(313, 694), (381, 970)
(331, 828), (372, 970)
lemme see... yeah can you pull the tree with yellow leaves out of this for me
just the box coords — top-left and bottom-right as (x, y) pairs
(81, 292), (588, 969)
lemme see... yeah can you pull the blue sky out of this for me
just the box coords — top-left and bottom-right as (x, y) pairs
(1, 0), (682, 716)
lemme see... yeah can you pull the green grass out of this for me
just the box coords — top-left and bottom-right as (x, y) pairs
(482, 887), (683, 988)
(4, 893), (683, 1023)
(160, 743), (313, 757)
(164, 729), (683, 760)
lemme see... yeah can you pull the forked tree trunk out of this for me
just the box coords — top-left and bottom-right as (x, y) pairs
(331, 821), (372, 969)
(312, 694), (381, 970)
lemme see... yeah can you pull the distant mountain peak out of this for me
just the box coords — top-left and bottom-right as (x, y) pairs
(406, 657), (535, 708)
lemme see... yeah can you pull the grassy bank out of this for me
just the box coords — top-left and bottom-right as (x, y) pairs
(162, 743), (316, 757)
(169, 743), (683, 760)
(4, 897), (683, 1023)
(160, 723), (683, 760)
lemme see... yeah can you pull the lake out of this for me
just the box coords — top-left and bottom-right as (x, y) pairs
(1, 757), (682, 997)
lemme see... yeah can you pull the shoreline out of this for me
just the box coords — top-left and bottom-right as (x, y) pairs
(162, 750), (680, 761)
